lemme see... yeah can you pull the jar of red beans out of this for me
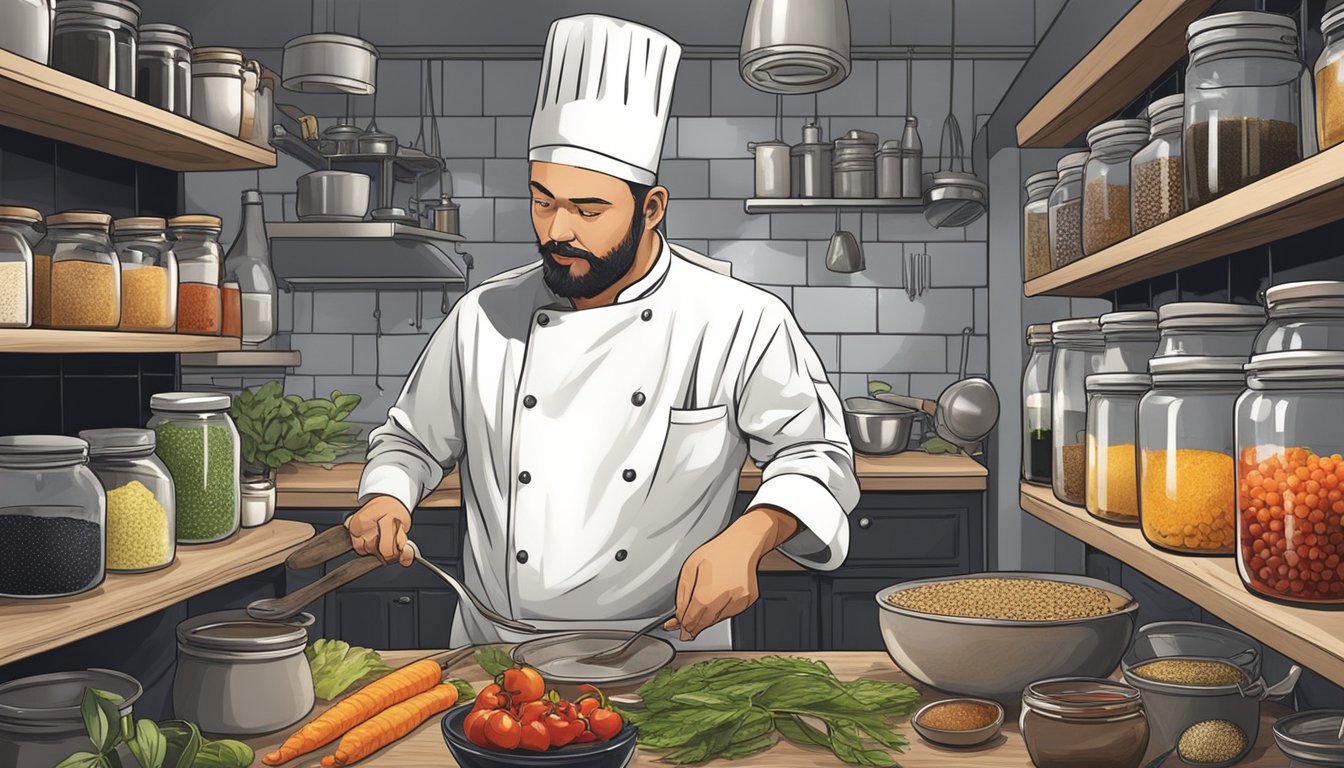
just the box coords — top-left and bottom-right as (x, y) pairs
(1236, 350), (1344, 606)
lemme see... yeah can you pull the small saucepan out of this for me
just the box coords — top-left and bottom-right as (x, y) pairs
(877, 376), (1000, 454)
(843, 397), (917, 455)
(296, 170), (371, 221)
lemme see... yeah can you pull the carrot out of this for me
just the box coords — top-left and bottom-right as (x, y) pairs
(320, 684), (461, 766)
(262, 659), (443, 765)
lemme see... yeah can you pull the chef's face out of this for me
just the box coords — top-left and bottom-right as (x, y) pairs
(530, 161), (663, 298)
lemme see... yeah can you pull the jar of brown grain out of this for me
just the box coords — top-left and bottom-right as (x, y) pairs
(1023, 170), (1057, 281)
(1317, 5), (1344, 151)
(1047, 152), (1088, 268)
(113, 217), (178, 332)
(168, 215), (223, 336)
(33, 211), (121, 330)
(1131, 94), (1185, 233)
(1083, 119), (1148, 256)
(1052, 317), (1105, 507)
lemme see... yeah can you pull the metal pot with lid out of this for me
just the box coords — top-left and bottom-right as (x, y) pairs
(282, 33), (378, 95)
(0, 669), (142, 767)
(739, 0), (850, 94)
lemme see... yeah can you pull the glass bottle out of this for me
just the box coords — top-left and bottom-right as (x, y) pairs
(112, 216), (177, 332)
(1052, 317), (1105, 506)
(222, 190), (277, 345)
(1022, 324), (1053, 486)
(1023, 170), (1057, 281)
(33, 211), (120, 330)
(0, 206), (39, 328)
(1048, 152), (1088, 268)
(169, 215), (223, 336)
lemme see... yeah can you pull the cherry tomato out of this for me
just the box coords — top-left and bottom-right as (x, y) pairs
(519, 700), (550, 725)
(484, 711), (522, 750)
(578, 698), (600, 718)
(473, 683), (505, 712)
(463, 709), (492, 746)
(519, 720), (550, 752)
(543, 713), (584, 748)
(588, 708), (623, 741)
(502, 666), (546, 703)
(574, 729), (598, 744)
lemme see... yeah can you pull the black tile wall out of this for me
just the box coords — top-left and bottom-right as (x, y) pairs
(0, 354), (181, 435)
(1178, 256), (1231, 303)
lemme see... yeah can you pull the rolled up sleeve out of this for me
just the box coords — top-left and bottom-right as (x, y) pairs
(358, 306), (467, 514)
(735, 301), (859, 570)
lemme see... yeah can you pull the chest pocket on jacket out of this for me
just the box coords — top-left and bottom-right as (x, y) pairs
(658, 404), (731, 479)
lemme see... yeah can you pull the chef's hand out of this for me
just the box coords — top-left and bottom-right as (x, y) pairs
(346, 495), (415, 567)
(665, 506), (800, 641)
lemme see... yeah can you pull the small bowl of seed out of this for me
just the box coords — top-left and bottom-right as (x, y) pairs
(1177, 719), (1250, 767)
(911, 698), (1004, 748)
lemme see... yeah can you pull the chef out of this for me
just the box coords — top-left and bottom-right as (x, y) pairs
(347, 14), (859, 650)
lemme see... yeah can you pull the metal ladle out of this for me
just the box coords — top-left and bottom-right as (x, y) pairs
(875, 327), (999, 454)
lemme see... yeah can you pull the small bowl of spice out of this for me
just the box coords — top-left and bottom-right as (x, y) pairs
(1178, 719), (1250, 767)
(911, 697), (1004, 748)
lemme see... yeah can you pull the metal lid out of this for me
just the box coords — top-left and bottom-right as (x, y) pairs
(1246, 351), (1344, 383)
(176, 610), (313, 653)
(1101, 310), (1159, 335)
(1086, 119), (1150, 148)
(1085, 373), (1152, 392)
(1052, 317), (1103, 338)
(47, 211), (112, 229)
(54, 0), (141, 27)
(113, 216), (166, 233)
(1149, 355), (1248, 384)
(1265, 281), (1344, 312)
(150, 392), (232, 413)
(834, 129), (879, 148)
(1325, 3), (1344, 37)
(1056, 151), (1089, 175)
(79, 428), (156, 457)
(1023, 678), (1144, 720)
(0, 206), (42, 223)
(0, 435), (89, 468)
(192, 47), (244, 65)
(0, 669), (142, 726)
(1026, 323), (1053, 345)
(1158, 302), (1265, 329)
(167, 214), (222, 231)
(1143, 94), (1185, 122)
(1187, 11), (1298, 59)
(876, 139), (902, 156)
(138, 23), (191, 48)
(1025, 170), (1058, 189)
(285, 32), (379, 55)
(1273, 710), (1344, 764)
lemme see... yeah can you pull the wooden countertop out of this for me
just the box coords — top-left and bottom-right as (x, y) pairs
(275, 452), (988, 510)
(0, 520), (314, 665)
(243, 650), (1289, 767)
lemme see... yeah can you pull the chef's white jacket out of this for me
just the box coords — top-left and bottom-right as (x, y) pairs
(358, 236), (859, 649)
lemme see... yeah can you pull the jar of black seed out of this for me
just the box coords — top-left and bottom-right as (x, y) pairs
(0, 435), (106, 598)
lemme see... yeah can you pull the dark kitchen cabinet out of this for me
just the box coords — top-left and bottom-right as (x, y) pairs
(823, 577), (896, 651)
(731, 573), (820, 651)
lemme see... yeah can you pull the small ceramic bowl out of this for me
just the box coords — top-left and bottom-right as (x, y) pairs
(441, 704), (639, 768)
(911, 698), (1005, 748)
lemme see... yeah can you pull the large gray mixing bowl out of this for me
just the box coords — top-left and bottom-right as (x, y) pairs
(876, 572), (1139, 704)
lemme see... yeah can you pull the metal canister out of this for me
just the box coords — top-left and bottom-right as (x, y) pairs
(790, 122), (833, 198)
(876, 140), (903, 199)
(430, 195), (460, 236)
(748, 140), (791, 198)
(833, 129), (878, 198)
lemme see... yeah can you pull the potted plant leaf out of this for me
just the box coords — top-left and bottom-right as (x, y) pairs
(231, 381), (367, 526)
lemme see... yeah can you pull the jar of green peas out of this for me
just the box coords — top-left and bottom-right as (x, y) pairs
(148, 393), (240, 543)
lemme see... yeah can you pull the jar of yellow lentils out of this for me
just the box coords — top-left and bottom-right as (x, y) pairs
(1138, 356), (1245, 555)
(79, 428), (176, 573)
(1085, 373), (1149, 524)
(33, 211), (121, 329)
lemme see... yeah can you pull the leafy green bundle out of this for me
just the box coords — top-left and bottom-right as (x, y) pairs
(57, 689), (253, 768)
(617, 656), (920, 766)
(232, 382), (365, 477)
(306, 639), (394, 701)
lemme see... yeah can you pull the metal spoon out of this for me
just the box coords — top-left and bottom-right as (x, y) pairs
(406, 541), (539, 635)
(572, 610), (678, 664)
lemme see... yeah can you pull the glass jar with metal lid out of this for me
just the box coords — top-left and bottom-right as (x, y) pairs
(1099, 310), (1159, 373)
(1020, 678), (1149, 768)
(1132, 94), (1186, 233)
(113, 216), (177, 332)
(0, 207), (39, 329)
(169, 215), (222, 335)
(1236, 351), (1344, 605)
(1256, 281), (1344, 353)
(1023, 170), (1057, 281)
(1048, 151), (1088, 268)
(1083, 119), (1149, 255)
(1139, 356), (1246, 555)
(51, 0), (140, 95)
(33, 211), (120, 330)
(1086, 373), (1148, 525)
(148, 392), (240, 543)
(191, 47), (244, 137)
(1052, 318), (1105, 506)
(1023, 324), (1054, 486)
(1156, 302), (1265, 357)
(79, 428), (175, 573)
(136, 23), (191, 116)
(0, 435), (105, 598)
(1185, 12), (1303, 208)
(1317, 3), (1344, 151)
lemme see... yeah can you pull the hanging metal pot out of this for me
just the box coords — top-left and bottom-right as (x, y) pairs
(739, 0), (851, 94)
(281, 33), (378, 95)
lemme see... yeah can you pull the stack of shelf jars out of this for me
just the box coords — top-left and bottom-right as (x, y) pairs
(1084, 312), (1158, 525)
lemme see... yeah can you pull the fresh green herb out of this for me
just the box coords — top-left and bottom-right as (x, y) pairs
(58, 690), (251, 768)
(474, 645), (517, 676)
(920, 437), (960, 455)
(617, 656), (920, 766)
(232, 382), (366, 480)
(306, 639), (394, 701)
(447, 678), (477, 701)
(868, 380), (892, 395)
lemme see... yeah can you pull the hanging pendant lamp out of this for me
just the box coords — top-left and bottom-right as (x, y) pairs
(739, 0), (851, 94)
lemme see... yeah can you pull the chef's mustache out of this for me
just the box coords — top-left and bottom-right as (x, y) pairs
(539, 240), (601, 266)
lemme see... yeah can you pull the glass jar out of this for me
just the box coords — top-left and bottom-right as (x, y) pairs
(223, 190), (278, 345)
(221, 280), (241, 338)
(1132, 94), (1185, 233)
(1185, 12), (1303, 208)
(0, 0), (53, 64)
(1083, 119), (1148, 255)
(0, 435), (105, 598)
(1020, 678), (1149, 768)
(1318, 5), (1344, 152)
(80, 428), (175, 572)
(1023, 170), (1057, 281)
(1140, 356), (1246, 555)
(1237, 351), (1344, 605)
(1052, 317), (1105, 506)
(1099, 310), (1159, 373)
(148, 392), (240, 544)
(1048, 151), (1089, 268)
(0, 207), (39, 329)
(1086, 373), (1148, 525)
(191, 47), (244, 137)
(1156, 302), (1265, 357)
(51, 0), (140, 96)
(1023, 323), (1054, 486)
(113, 216), (177, 332)
(169, 215), (222, 335)
(1256, 281), (1344, 353)
(33, 211), (120, 329)
(136, 23), (191, 116)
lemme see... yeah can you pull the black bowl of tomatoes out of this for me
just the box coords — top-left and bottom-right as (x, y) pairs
(441, 666), (637, 768)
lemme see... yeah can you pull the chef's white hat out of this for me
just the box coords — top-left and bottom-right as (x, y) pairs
(528, 15), (682, 186)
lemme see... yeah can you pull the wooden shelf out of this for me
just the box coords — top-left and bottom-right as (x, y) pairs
(744, 198), (923, 214)
(1016, 0), (1215, 147)
(1025, 142), (1344, 297)
(0, 329), (242, 354)
(0, 49), (275, 171)
(1020, 482), (1344, 687)
(180, 349), (302, 367)
(0, 520), (314, 665)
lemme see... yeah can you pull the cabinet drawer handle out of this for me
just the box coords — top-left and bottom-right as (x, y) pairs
(393, 596), (412, 605)
(858, 517), (871, 529)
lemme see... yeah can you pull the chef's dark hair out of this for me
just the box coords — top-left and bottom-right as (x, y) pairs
(627, 180), (663, 233)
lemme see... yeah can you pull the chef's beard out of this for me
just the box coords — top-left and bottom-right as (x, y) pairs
(538, 195), (646, 299)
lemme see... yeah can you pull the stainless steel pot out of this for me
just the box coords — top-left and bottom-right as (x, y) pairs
(282, 33), (378, 95)
(319, 123), (362, 156)
(878, 376), (1000, 455)
(748, 140), (791, 198)
(0, 669), (141, 767)
(358, 122), (397, 155)
(173, 610), (316, 736)
(843, 397), (914, 454)
(296, 170), (371, 221)
(1, 0), (53, 64)
(739, 0), (850, 94)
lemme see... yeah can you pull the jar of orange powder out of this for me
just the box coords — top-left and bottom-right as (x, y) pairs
(1236, 350), (1344, 605)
